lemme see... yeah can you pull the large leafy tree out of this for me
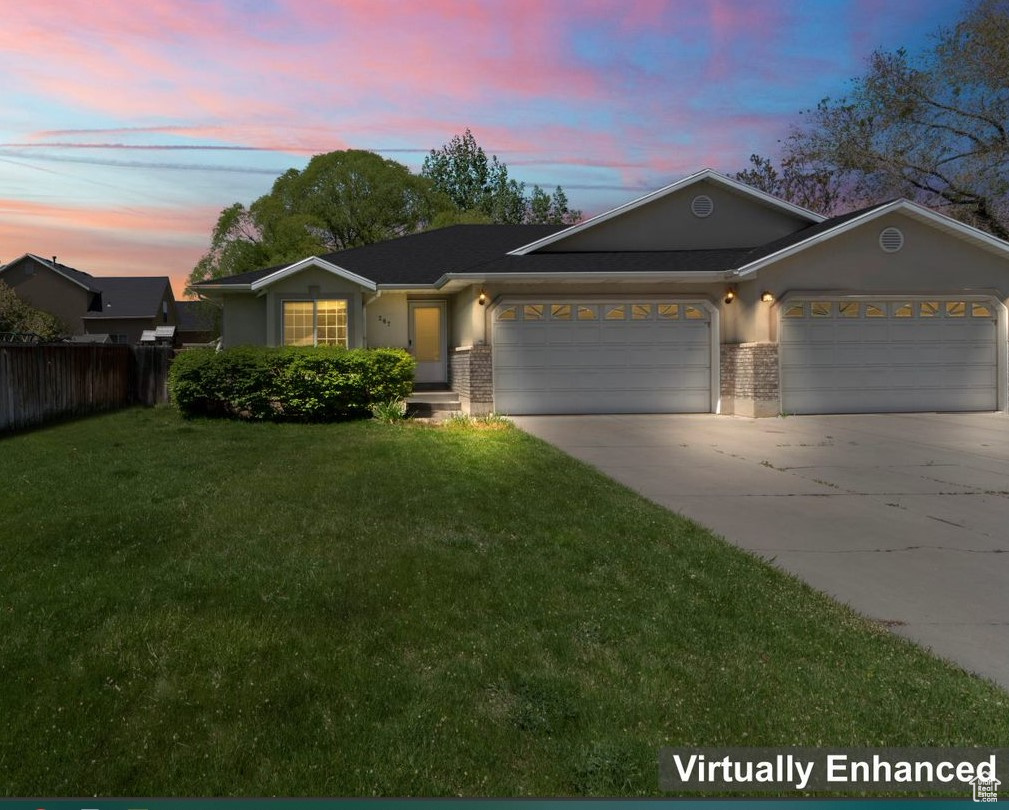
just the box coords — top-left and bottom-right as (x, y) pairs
(738, 0), (1009, 235)
(422, 129), (581, 225)
(188, 150), (446, 290)
(0, 281), (64, 340)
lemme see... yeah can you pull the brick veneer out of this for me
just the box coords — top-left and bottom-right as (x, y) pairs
(720, 342), (779, 417)
(449, 344), (493, 415)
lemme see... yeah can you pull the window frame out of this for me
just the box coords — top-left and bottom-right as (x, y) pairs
(282, 298), (349, 347)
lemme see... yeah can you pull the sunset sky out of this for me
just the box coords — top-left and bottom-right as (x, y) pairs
(1, 0), (969, 297)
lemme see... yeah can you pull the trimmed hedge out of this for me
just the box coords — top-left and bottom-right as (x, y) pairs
(169, 346), (416, 421)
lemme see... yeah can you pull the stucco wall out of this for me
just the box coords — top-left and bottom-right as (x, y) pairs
(0, 258), (91, 334)
(750, 212), (1009, 343)
(365, 292), (408, 348)
(222, 294), (267, 347)
(540, 179), (813, 252)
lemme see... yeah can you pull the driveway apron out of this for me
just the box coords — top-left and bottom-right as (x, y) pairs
(512, 413), (1009, 690)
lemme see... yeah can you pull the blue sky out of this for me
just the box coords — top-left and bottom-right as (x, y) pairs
(0, 0), (970, 293)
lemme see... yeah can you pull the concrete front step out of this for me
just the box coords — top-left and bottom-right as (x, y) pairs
(406, 389), (461, 418)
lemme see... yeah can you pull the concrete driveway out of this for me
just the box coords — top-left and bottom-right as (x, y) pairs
(512, 412), (1009, 690)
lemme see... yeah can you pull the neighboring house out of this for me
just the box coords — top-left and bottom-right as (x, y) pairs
(195, 169), (1009, 417)
(0, 254), (177, 344)
(175, 300), (220, 345)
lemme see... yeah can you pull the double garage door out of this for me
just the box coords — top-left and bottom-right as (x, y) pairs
(780, 297), (998, 414)
(492, 295), (1000, 416)
(493, 299), (713, 415)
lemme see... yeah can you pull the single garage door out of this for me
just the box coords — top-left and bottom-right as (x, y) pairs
(780, 297), (998, 414)
(492, 300), (713, 414)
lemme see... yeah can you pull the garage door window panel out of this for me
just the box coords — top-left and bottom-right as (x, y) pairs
(632, 304), (652, 320)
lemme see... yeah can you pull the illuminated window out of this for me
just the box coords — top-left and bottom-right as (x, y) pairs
(783, 304), (804, 318)
(605, 304), (626, 320)
(685, 305), (705, 320)
(972, 302), (993, 318)
(920, 301), (940, 317)
(865, 304), (886, 318)
(631, 304), (652, 319)
(577, 305), (597, 320)
(838, 302), (859, 318)
(523, 304), (543, 320)
(551, 304), (571, 320)
(497, 305), (517, 321)
(893, 302), (913, 318)
(810, 301), (832, 317)
(946, 301), (966, 318)
(283, 300), (347, 347)
(657, 304), (679, 319)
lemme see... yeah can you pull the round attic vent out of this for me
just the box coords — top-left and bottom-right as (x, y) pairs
(879, 227), (904, 253)
(691, 194), (714, 218)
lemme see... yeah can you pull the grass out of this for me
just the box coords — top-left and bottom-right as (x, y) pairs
(0, 407), (1007, 796)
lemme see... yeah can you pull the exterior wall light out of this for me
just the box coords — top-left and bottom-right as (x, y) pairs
(723, 288), (736, 304)
(478, 290), (488, 306)
(760, 291), (774, 303)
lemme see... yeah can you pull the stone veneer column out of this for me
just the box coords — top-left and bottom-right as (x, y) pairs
(449, 345), (493, 415)
(720, 342), (779, 417)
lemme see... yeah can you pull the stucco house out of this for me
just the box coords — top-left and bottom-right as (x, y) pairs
(0, 254), (177, 344)
(194, 169), (1009, 417)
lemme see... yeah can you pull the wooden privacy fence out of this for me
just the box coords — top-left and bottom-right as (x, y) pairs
(0, 344), (174, 433)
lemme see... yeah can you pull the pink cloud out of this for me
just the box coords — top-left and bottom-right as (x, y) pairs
(0, 198), (217, 295)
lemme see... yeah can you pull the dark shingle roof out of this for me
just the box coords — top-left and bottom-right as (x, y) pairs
(196, 202), (903, 289)
(83, 277), (171, 319)
(199, 225), (565, 287)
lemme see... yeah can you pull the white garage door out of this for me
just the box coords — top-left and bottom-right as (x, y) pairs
(492, 300), (713, 414)
(780, 298), (998, 414)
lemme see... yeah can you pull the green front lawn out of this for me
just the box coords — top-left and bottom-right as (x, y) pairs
(1, 408), (1006, 796)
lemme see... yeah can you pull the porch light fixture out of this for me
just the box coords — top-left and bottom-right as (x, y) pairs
(761, 290), (774, 303)
(723, 288), (736, 304)
(478, 290), (488, 306)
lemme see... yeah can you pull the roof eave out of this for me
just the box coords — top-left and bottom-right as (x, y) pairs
(437, 270), (734, 286)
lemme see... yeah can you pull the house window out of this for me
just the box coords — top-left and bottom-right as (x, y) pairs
(283, 300), (348, 347)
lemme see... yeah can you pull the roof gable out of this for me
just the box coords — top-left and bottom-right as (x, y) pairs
(733, 199), (1009, 278)
(1, 253), (99, 292)
(510, 169), (825, 255)
(250, 257), (379, 292)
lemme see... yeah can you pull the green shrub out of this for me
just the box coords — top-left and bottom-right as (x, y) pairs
(169, 346), (416, 421)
